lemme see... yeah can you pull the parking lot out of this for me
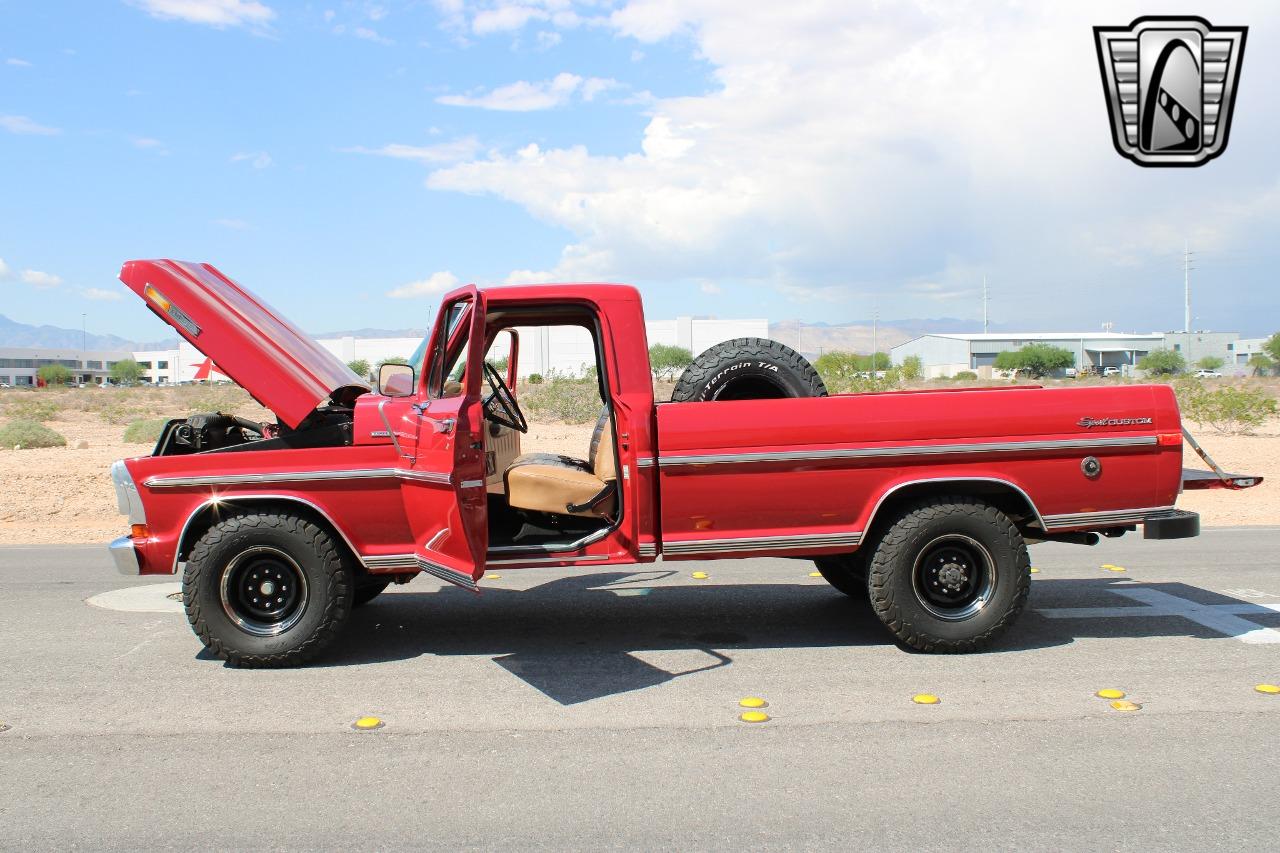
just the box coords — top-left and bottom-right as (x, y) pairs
(2, 528), (1278, 850)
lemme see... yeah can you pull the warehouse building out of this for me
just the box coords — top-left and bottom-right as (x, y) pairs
(0, 346), (134, 387)
(47, 315), (767, 385)
(891, 330), (1249, 378)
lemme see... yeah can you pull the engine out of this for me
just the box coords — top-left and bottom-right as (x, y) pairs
(151, 407), (355, 456)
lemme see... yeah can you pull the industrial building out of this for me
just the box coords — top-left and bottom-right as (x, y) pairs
(891, 330), (1250, 378)
(0, 316), (766, 386)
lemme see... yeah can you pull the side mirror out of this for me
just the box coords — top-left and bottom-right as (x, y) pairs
(378, 363), (416, 397)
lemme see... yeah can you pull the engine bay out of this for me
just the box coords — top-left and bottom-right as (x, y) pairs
(151, 407), (356, 456)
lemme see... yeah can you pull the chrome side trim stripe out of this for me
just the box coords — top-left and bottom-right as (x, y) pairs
(657, 436), (1158, 469)
(635, 456), (656, 469)
(637, 542), (658, 558)
(145, 467), (452, 488)
(663, 531), (862, 555)
(1042, 506), (1178, 531)
(361, 552), (479, 591)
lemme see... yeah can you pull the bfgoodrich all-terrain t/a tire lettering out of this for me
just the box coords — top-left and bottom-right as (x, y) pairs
(183, 512), (354, 668)
(867, 497), (1030, 653)
(671, 337), (827, 402)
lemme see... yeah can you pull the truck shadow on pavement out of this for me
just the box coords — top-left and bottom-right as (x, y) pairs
(286, 574), (1279, 705)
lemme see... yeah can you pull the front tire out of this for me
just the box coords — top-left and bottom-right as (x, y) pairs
(867, 497), (1029, 653)
(183, 513), (354, 667)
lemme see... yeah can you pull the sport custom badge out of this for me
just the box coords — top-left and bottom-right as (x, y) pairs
(1094, 16), (1247, 167)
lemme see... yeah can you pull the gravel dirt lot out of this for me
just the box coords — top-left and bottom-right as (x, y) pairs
(0, 387), (1275, 545)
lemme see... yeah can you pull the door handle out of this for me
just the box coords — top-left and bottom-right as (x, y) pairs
(434, 418), (456, 435)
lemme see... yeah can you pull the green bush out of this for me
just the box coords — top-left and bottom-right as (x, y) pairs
(899, 355), (923, 382)
(527, 373), (544, 385)
(522, 376), (603, 423)
(2, 398), (62, 422)
(123, 418), (169, 445)
(0, 419), (67, 449)
(1175, 380), (1277, 435)
(1139, 348), (1185, 375)
(954, 370), (978, 381)
(993, 343), (1075, 378)
(649, 343), (694, 381)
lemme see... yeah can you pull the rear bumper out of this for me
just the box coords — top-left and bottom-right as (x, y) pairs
(109, 535), (141, 575)
(1143, 509), (1200, 540)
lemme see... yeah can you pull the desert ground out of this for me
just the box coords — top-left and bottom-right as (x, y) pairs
(0, 384), (1275, 545)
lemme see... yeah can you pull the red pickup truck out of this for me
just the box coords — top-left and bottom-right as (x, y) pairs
(109, 260), (1258, 667)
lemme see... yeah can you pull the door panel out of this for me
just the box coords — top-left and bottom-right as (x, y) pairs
(485, 425), (522, 493)
(398, 289), (490, 586)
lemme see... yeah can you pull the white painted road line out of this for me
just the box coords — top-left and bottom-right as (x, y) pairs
(1040, 586), (1280, 645)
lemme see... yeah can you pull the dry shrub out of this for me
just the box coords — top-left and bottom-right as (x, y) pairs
(0, 419), (67, 449)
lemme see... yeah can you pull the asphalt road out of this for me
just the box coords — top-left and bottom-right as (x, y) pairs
(2, 529), (1279, 851)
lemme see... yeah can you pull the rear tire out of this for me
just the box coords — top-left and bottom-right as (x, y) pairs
(814, 551), (869, 599)
(183, 512), (354, 668)
(671, 337), (827, 402)
(867, 497), (1029, 653)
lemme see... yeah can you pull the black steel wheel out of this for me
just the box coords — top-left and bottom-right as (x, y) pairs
(867, 497), (1029, 653)
(183, 512), (354, 667)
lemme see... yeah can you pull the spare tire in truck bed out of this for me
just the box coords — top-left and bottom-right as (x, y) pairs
(670, 337), (828, 402)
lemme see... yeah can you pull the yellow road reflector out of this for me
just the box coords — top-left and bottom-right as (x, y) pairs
(486, 574), (503, 580)
(692, 571), (709, 580)
(1256, 684), (1280, 695)
(808, 571), (823, 577)
(739, 711), (770, 723)
(1096, 689), (1126, 700)
(352, 716), (385, 731)
(1110, 700), (1142, 712)
(1102, 564), (1127, 572)
(739, 696), (768, 709)
(912, 694), (941, 705)
(1030, 567), (1041, 574)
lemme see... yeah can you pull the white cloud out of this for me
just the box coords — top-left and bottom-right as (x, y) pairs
(20, 269), (63, 289)
(213, 218), (249, 229)
(422, 1), (1280, 327)
(0, 258), (10, 279)
(343, 138), (481, 163)
(6, 58), (32, 67)
(0, 114), (60, 135)
(699, 281), (722, 295)
(437, 72), (616, 111)
(128, 0), (275, 29)
(353, 26), (393, 44)
(535, 30), (561, 49)
(82, 288), (123, 301)
(503, 268), (557, 285)
(132, 137), (163, 148)
(387, 271), (460, 298)
(231, 150), (273, 168)
(472, 4), (548, 35)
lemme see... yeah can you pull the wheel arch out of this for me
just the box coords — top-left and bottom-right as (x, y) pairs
(174, 494), (366, 575)
(861, 478), (1045, 548)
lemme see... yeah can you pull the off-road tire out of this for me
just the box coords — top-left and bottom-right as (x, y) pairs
(183, 513), (354, 668)
(814, 551), (870, 599)
(671, 337), (827, 402)
(867, 497), (1029, 653)
(353, 577), (391, 607)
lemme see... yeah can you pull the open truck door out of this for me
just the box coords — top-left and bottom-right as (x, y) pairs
(378, 287), (490, 590)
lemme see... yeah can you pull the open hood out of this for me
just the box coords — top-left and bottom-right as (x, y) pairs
(119, 260), (370, 429)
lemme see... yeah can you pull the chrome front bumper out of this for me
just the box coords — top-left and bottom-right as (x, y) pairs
(109, 535), (141, 575)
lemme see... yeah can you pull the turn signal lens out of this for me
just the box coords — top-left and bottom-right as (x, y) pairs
(130, 524), (149, 538)
(1157, 433), (1183, 446)
(143, 284), (172, 312)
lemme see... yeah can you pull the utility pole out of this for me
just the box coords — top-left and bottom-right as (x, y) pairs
(982, 275), (989, 334)
(871, 302), (879, 374)
(1183, 239), (1193, 333)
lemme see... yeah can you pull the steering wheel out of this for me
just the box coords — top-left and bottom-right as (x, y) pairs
(482, 361), (528, 433)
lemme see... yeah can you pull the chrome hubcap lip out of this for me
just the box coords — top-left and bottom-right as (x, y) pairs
(911, 534), (997, 621)
(219, 546), (309, 637)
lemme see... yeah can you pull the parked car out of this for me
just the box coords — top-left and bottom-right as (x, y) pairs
(1063, 367), (1077, 378)
(1102, 366), (1122, 377)
(108, 259), (1261, 667)
(1194, 369), (1223, 378)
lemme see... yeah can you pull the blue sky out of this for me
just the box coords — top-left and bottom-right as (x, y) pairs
(2, 0), (1279, 343)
